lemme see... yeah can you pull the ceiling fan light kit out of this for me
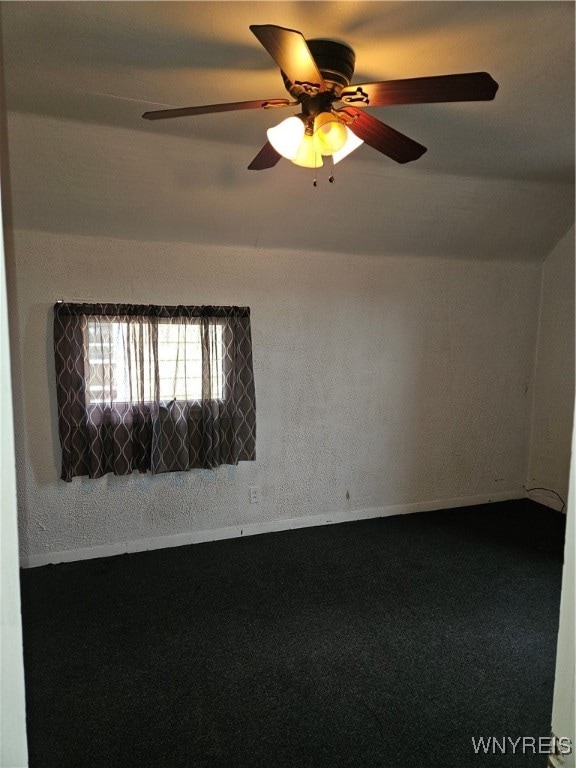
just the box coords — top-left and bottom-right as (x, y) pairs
(291, 133), (323, 169)
(267, 115), (306, 159)
(142, 24), (499, 178)
(332, 128), (364, 165)
(313, 113), (348, 155)
(267, 111), (356, 167)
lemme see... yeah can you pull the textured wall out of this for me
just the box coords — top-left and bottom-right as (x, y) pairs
(528, 225), (575, 506)
(9, 229), (543, 561)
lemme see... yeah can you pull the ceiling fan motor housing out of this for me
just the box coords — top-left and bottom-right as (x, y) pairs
(281, 38), (356, 98)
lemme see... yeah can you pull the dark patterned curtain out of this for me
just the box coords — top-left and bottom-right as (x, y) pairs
(54, 303), (256, 481)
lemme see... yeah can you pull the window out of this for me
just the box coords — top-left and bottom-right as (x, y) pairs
(85, 319), (225, 404)
(54, 303), (256, 481)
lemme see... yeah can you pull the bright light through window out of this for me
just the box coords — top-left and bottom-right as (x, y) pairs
(85, 320), (224, 404)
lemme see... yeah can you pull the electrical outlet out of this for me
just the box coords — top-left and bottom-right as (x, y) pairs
(249, 486), (260, 504)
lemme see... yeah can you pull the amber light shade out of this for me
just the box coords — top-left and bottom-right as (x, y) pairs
(267, 115), (323, 168)
(267, 112), (363, 168)
(292, 134), (324, 168)
(313, 113), (348, 155)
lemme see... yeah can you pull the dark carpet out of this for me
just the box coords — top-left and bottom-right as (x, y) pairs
(20, 499), (566, 768)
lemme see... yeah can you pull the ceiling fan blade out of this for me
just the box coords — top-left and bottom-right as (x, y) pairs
(250, 24), (326, 93)
(142, 98), (292, 120)
(247, 141), (282, 170)
(340, 72), (498, 108)
(338, 107), (426, 164)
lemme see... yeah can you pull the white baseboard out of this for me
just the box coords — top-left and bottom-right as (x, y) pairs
(20, 488), (525, 569)
(527, 488), (566, 512)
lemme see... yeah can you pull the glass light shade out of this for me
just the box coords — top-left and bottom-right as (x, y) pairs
(267, 116), (306, 160)
(332, 127), (364, 164)
(313, 113), (348, 155)
(291, 134), (323, 168)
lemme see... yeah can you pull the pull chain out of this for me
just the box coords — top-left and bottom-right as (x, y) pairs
(311, 155), (336, 186)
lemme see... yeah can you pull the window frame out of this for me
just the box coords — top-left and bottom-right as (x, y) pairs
(82, 317), (226, 407)
(54, 302), (256, 480)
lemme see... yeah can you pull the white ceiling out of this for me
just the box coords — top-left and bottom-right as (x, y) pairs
(1, 1), (574, 260)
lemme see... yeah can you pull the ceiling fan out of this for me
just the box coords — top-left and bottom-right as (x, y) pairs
(142, 24), (499, 172)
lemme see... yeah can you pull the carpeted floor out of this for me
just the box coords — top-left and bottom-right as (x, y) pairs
(20, 499), (566, 768)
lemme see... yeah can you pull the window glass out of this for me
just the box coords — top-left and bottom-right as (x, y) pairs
(85, 320), (224, 404)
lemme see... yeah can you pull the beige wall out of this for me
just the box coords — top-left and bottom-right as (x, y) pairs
(8, 229), (544, 563)
(528, 225), (575, 509)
